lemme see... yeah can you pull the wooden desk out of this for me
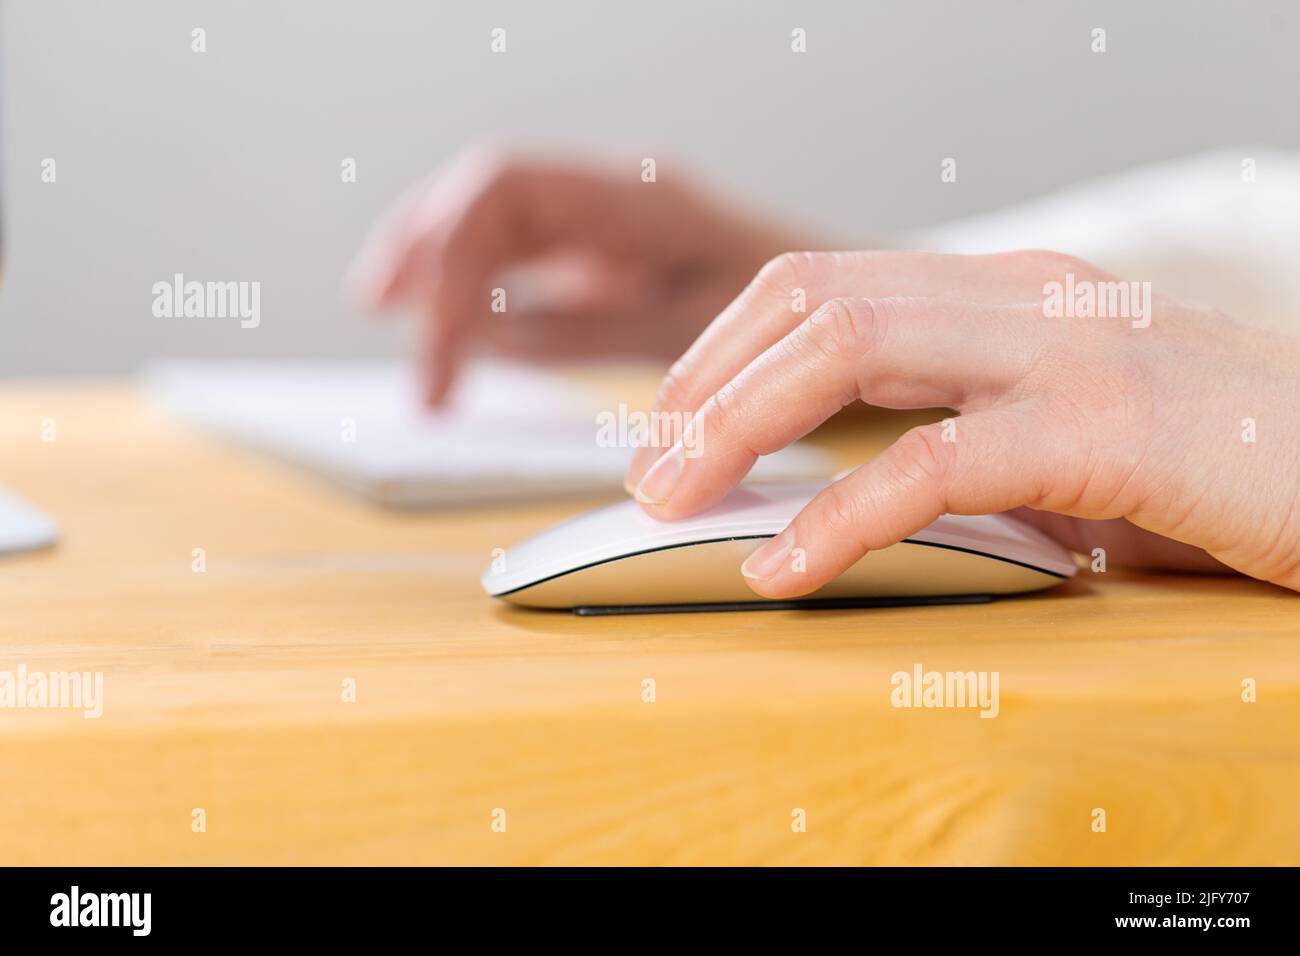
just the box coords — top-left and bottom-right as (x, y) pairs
(1, 382), (1297, 865)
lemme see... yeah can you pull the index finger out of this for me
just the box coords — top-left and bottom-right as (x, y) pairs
(350, 151), (667, 403)
(633, 296), (1043, 520)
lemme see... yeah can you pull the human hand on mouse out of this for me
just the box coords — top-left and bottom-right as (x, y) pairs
(347, 147), (811, 404)
(624, 250), (1300, 595)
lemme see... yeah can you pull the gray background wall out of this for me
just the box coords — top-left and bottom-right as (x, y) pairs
(3, 0), (1297, 376)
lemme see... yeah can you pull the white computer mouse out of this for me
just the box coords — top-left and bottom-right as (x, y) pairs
(482, 480), (1078, 614)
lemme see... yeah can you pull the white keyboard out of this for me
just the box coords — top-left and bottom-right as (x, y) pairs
(146, 360), (835, 508)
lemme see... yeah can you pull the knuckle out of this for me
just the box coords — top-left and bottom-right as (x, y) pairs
(818, 484), (869, 542)
(461, 143), (522, 190)
(654, 358), (694, 412)
(805, 296), (882, 359)
(403, 146), (528, 275)
(706, 379), (744, 436)
(889, 424), (955, 491)
(756, 250), (824, 292)
(1013, 248), (1092, 276)
(695, 378), (758, 460)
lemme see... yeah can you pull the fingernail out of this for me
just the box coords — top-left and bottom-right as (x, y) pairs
(633, 443), (686, 505)
(623, 448), (656, 496)
(741, 529), (794, 581)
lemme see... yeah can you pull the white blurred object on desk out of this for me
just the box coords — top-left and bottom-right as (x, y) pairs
(146, 359), (835, 508)
(0, 485), (58, 556)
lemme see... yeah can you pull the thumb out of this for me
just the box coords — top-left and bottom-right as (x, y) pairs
(740, 408), (1058, 598)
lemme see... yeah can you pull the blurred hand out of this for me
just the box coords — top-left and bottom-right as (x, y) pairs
(348, 148), (809, 404)
(625, 250), (1300, 594)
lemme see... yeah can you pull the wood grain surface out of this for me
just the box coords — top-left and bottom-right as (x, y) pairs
(1, 381), (1297, 865)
